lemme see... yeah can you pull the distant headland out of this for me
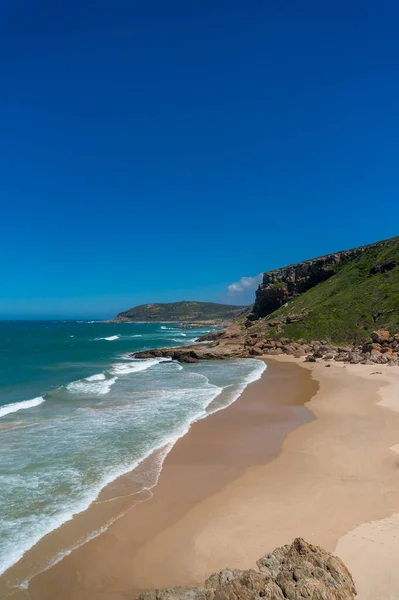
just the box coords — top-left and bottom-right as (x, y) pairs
(110, 301), (248, 325)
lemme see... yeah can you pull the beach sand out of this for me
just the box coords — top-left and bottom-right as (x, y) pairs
(3, 359), (315, 600)
(5, 357), (399, 600)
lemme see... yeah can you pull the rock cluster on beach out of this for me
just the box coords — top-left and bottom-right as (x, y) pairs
(247, 328), (399, 366)
(133, 328), (399, 366)
(136, 538), (356, 600)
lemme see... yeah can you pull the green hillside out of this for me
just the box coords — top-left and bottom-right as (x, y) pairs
(250, 237), (399, 344)
(114, 301), (247, 323)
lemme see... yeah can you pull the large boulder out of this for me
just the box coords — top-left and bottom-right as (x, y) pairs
(136, 538), (356, 600)
(371, 330), (391, 344)
(257, 537), (356, 599)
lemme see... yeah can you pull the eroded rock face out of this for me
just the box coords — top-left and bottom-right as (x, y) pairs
(250, 242), (383, 320)
(256, 538), (356, 599)
(136, 538), (356, 600)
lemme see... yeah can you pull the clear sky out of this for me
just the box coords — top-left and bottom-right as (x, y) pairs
(1, 0), (398, 318)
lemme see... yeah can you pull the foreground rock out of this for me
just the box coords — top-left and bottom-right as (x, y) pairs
(137, 538), (356, 600)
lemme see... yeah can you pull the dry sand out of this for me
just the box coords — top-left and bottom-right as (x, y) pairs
(117, 357), (399, 600)
(4, 357), (399, 600)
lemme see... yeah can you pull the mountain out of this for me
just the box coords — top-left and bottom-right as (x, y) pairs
(112, 301), (247, 323)
(246, 235), (399, 344)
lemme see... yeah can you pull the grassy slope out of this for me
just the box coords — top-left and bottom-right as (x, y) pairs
(117, 301), (247, 322)
(252, 237), (399, 344)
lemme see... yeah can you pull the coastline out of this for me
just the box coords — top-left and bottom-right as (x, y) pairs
(3, 359), (315, 600)
(107, 319), (231, 327)
(4, 356), (399, 600)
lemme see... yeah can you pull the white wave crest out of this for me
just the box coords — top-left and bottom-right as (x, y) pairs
(0, 397), (45, 419)
(67, 376), (117, 396)
(0, 357), (265, 579)
(111, 357), (170, 376)
(86, 374), (106, 382)
(95, 335), (120, 341)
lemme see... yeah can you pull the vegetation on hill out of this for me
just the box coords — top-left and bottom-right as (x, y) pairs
(114, 301), (247, 323)
(248, 236), (399, 344)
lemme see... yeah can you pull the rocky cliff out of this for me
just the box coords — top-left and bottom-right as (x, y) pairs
(244, 236), (399, 343)
(249, 241), (385, 320)
(135, 235), (399, 355)
(137, 538), (356, 600)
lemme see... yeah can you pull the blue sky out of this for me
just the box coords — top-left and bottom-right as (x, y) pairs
(1, 0), (398, 318)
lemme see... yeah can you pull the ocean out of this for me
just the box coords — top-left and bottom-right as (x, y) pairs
(0, 320), (265, 580)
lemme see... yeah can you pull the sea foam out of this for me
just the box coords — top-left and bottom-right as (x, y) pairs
(0, 325), (266, 585)
(65, 359), (169, 395)
(110, 357), (170, 376)
(67, 375), (117, 395)
(0, 397), (45, 418)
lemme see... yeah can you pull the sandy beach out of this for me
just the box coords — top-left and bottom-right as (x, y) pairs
(2, 359), (314, 599)
(4, 356), (399, 600)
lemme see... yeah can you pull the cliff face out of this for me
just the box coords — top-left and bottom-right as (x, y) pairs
(137, 538), (356, 600)
(250, 241), (384, 320)
(135, 236), (399, 351)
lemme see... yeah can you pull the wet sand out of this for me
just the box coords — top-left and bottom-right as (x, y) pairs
(3, 359), (315, 600)
(6, 357), (399, 600)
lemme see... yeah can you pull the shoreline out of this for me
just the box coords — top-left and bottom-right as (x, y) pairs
(2, 359), (316, 600)
(105, 320), (229, 326)
(0, 357), (267, 595)
(0, 349), (262, 586)
(4, 356), (399, 600)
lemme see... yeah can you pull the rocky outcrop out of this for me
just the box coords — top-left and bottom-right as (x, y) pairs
(247, 329), (399, 365)
(133, 342), (251, 363)
(136, 538), (356, 600)
(133, 329), (399, 366)
(249, 241), (384, 321)
(244, 312), (309, 333)
(370, 257), (396, 275)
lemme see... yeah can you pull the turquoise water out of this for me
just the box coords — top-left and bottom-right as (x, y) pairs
(0, 321), (265, 578)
